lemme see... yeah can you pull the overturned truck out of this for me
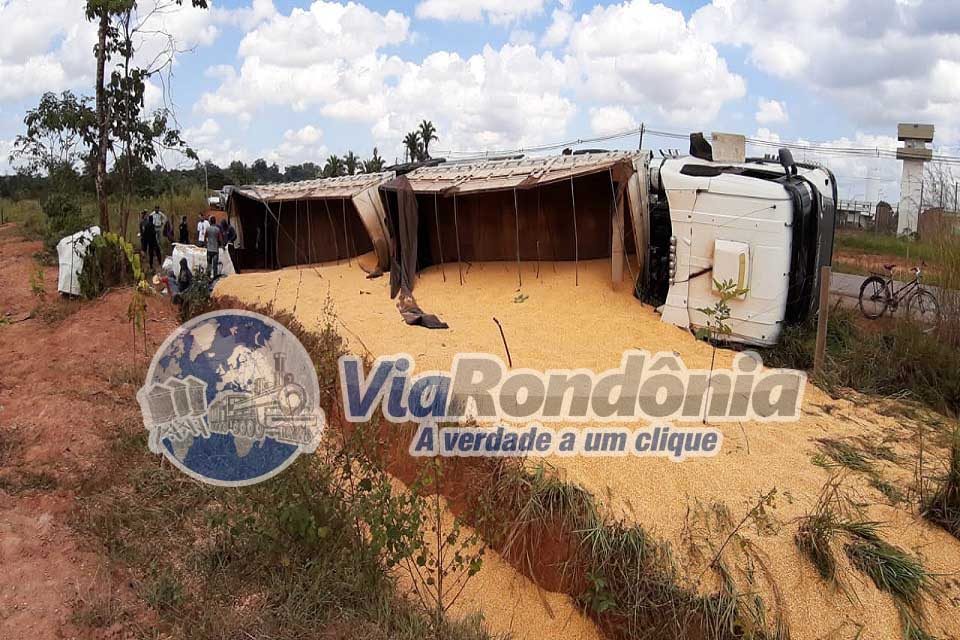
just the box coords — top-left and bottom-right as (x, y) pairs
(387, 134), (835, 347)
(226, 172), (395, 274)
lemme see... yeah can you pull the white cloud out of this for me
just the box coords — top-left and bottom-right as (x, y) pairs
(183, 118), (250, 167)
(265, 125), (329, 166)
(198, 2), (577, 158)
(755, 98), (788, 125)
(0, 0), (92, 101)
(0, 0), (225, 103)
(691, 0), (960, 143)
(0, 138), (12, 174)
(197, 1), (409, 121)
(415, 0), (546, 25)
(541, 7), (575, 48)
(213, 0), (278, 30)
(589, 105), (638, 136)
(371, 45), (576, 156)
(566, 0), (746, 125)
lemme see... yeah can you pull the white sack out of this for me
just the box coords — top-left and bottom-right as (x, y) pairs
(57, 226), (101, 296)
(170, 243), (235, 279)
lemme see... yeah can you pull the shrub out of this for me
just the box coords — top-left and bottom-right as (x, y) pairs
(176, 268), (215, 323)
(41, 192), (91, 257)
(78, 233), (142, 299)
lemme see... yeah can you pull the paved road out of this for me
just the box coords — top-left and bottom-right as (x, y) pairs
(829, 270), (945, 316)
(830, 272), (871, 300)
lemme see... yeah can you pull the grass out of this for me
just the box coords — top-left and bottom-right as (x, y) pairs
(0, 469), (58, 495)
(473, 459), (787, 640)
(870, 477), (906, 506)
(32, 298), (82, 324)
(814, 438), (873, 473)
(795, 478), (940, 639)
(1, 185), (208, 250)
(923, 430), (960, 539)
(69, 300), (502, 640)
(835, 230), (940, 264)
(765, 304), (960, 417)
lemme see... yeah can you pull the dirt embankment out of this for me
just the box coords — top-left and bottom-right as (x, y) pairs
(0, 224), (180, 639)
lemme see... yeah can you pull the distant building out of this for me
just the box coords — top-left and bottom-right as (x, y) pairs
(897, 123), (935, 235)
(875, 201), (897, 234)
(918, 207), (960, 241)
(837, 200), (875, 228)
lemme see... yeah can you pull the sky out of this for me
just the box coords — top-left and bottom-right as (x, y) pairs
(2, 0), (960, 203)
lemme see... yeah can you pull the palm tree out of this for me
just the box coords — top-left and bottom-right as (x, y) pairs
(418, 120), (438, 159)
(363, 147), (385, 174)
(323, 154), (344, 178)
(403, 131), (421, 163)
(343, 151), (359, 176)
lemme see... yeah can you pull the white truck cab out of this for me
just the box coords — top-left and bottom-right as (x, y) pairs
(641, 137), (836, 347)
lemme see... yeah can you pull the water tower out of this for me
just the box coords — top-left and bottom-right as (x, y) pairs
(896, 123), (934, 235)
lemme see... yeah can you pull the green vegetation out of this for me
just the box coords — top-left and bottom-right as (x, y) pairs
(813, 438), (873, 473)
(924, 430), (960, 539)
(75, 300), (499, 640)
(78, 232), (142, 299)
(474, 459), (786, 640)
(835, 230), (940, 264)
(795, 478), (939, 639)
(765, 304), (960, 416)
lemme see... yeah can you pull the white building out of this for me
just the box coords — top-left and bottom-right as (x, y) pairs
(897, 123), (934, 235)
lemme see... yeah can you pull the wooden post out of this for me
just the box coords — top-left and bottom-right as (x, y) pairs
(814, 266), (832, 378)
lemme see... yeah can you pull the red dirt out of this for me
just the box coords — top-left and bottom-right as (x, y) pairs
(0, 223), (179, 639)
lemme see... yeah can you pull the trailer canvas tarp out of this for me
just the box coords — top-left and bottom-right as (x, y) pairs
(381, 152), (650, 298)
(227, 172), (395, 274)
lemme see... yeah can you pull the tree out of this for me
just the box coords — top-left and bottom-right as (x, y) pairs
(363, 148), (386, 174)
(418, 120), (439, 159)
(11, 91), (96, 177)
(284, 162), (321, 182)
(85, 0), (209, 232)
(323, 155), (345, 178)
(403, 131), (421, 163)
(343, 151), (360, 176)
(251, 158), (282, 183)
(228, 160), (252, 185)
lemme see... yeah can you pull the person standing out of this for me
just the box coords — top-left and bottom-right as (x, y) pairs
(142, 211), (162, 270)
(178, 216), (189, 244)
(206, 216), (222, 277)
(150, 205), (167, 236)
(220, 218), (240, 274)
(197, 215), (210, 247)
(138, 211), (149, 254)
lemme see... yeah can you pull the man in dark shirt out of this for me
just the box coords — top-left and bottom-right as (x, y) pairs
(141, 211), (162, 269)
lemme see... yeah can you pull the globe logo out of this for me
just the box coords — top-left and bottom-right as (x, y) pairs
(137, 310), (325, 486)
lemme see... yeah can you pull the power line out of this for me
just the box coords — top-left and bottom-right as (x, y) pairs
(434, 124), (960, 166)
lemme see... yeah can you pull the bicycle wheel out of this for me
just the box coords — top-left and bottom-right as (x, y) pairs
(907, 289), (941, 333)
(858, 276), (889, 319)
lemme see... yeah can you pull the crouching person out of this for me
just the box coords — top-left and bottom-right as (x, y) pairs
(170, 258), (193, 305)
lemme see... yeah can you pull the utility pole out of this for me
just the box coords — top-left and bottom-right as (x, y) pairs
(814, 266), (832, 379)
(638, 123), (645, 151)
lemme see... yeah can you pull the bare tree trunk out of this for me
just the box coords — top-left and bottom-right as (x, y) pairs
(95, 9), (111, 232)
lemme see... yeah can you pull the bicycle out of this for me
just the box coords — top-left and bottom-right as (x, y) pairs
(858, 263), (941, 333)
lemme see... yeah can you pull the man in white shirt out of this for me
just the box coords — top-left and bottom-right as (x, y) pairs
(197, 217), (210, 246)
(150, 205), (167, 234)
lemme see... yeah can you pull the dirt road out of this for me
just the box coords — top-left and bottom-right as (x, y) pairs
(0, 223), (178, 639)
